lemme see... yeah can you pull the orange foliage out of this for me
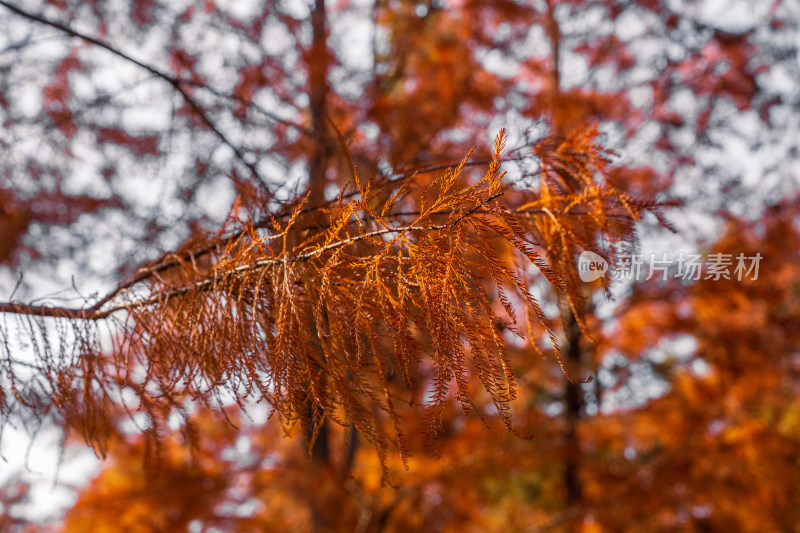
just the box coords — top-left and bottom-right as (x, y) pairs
(0, 0), (790, 531)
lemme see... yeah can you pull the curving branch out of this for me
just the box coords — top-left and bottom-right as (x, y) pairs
(0, 0), (270, 191)
(0, 201), (635, 322)
(0, 191), (504, 321)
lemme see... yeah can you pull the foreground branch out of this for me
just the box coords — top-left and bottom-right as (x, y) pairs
(0, 192), (503, 321)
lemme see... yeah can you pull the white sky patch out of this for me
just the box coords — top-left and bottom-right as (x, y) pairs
(253, 87), (297, 122)
(560, 50), (590, 89)
(760, 62), (798, 99)
(696, 0), (775, 33)
(615, 9), (649, 41)
(195, 178), (237, 221)
(261, 17), (296, 56)
(478, 48), (520, 78)
(279, 0), (312, 21)
(62, 136), (110, 196)
(360, 122), (379, 142)
(212, 143), (236, 168)
(0, 320), (105, 522)
(330, 13), (374, 71)
(0, 426), (101, 523)
(214, 0), (263, 20)
(690, 358), (710, 376)
(121, 102), (172, 132)
(493, 23), (514, 44)
(520, 24), (550, 59)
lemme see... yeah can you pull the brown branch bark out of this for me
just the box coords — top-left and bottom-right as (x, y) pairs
(0, 195), (640, 322)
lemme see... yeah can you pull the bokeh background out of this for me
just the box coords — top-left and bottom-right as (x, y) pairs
(1, 0), (799, 531)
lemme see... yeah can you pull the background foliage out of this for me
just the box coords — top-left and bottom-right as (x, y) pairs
(0, 0), (798, 531)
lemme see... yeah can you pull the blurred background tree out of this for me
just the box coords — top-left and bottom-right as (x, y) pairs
(0, 0), (798, 531)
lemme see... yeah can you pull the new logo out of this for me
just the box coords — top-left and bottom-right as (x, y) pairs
(578, 251), (608, 282)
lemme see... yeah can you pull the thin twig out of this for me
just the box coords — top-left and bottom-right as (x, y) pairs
(0, 0), (269, 190)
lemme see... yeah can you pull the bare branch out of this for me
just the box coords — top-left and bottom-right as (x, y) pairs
(0, 0), (270, 191)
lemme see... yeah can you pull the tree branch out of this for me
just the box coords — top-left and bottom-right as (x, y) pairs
(0, 192), (504, 321)
(0, 0), (270, 191)
(0, 195), (636, 322)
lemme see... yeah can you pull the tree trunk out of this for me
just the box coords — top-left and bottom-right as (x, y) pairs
(306, 2), (334, 531)
(308, 0), (330, 206)
(563, 307), (583, 519)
